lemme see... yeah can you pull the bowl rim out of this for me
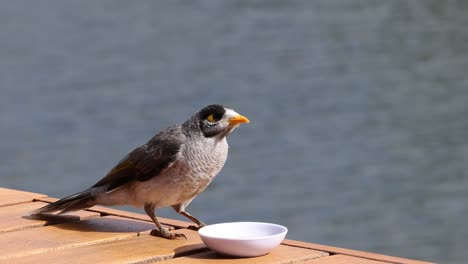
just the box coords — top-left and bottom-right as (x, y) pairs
(198, 221), (288, 241)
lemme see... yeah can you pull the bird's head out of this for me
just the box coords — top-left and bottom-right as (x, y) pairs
(195, 104), (250, 138)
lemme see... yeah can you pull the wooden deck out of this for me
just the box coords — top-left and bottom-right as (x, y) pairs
(0, 187), (433, 264)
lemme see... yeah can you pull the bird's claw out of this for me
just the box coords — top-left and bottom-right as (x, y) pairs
(187, 225), (200, 231)
(150, 229), (187, 240)
(187, 222), (206, 231)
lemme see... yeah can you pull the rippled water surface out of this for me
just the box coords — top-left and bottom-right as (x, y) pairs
(1, 1), (468, 263)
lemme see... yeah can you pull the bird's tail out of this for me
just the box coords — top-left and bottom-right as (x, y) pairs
(31, 188), (98, 215)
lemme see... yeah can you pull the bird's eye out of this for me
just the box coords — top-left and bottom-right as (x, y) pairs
(207, 113), (223, 123)
(207, 114), (216, 122)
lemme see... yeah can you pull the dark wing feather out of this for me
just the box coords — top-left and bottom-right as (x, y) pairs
(92, 125), (184, 192)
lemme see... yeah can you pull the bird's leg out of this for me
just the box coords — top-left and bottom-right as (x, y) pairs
(172, 204), (206, 231)
(178, 211), (206, 231)
(144, 203), (186, 239)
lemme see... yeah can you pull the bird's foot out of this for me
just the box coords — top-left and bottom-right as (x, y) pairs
(187, 222), (206, 231)
(150, 228), (187, 240)
(187, 225), (199, 231)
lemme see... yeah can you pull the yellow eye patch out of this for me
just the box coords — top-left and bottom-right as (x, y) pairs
(207, 114), (216, 123)
(206, 112), (224, 123)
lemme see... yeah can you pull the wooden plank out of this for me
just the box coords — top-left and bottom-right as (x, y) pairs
(302, 254), (392, 264)
(0, 188), (433, 264)
(8, 229), (206, 264)
(0, 201), (99, 234)
(0, 187), (47, 207)
(35, 196), (192, 229)
(163, 244), (329, 264)
(0, 216), (155, 260)
(282, 240), (434, 264)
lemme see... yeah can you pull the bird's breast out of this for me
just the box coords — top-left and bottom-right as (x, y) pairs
(181, 137), (229, 181)
(130, 137), (229, 208)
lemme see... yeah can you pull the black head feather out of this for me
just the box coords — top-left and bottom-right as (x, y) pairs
(198, 104), (226, 121)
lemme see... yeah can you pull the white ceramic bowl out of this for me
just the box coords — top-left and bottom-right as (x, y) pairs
(198, 222), (288, 257)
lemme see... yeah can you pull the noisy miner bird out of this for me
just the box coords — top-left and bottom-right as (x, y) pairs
(32, 104), (250, 239)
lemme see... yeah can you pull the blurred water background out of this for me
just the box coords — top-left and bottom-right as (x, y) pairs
(1, 1), (468, 263)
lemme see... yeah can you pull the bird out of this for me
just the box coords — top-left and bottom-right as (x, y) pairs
(31, 104), (250, 239)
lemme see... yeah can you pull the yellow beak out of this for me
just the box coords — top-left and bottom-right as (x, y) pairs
(229, 114), (250, 125)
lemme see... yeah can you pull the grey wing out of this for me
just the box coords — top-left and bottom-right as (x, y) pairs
(92, 125), (185, 192)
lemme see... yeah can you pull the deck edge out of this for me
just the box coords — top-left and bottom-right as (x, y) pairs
(282, 239), (435, 264)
